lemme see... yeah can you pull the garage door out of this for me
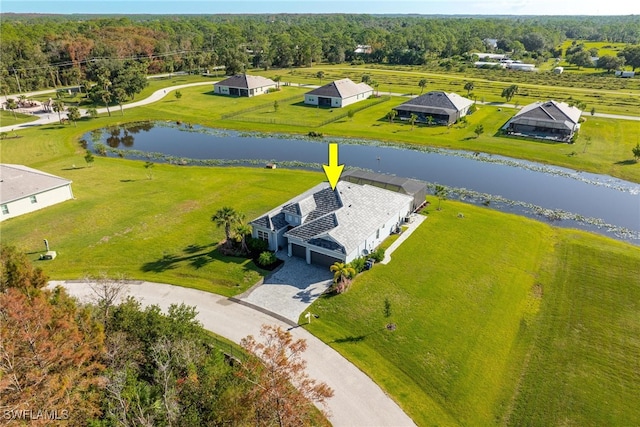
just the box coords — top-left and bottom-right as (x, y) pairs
(310, 251), (342, 268)
(291, 243), (306, 259)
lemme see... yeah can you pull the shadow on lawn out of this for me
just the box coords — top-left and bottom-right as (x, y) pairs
(141, 242), (251, 273)
(615, 159), (637, 166)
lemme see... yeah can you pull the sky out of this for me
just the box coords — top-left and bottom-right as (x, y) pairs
(1, 0), (638, 16)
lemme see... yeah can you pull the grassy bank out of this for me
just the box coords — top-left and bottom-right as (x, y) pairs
(303, 200), (640, 426)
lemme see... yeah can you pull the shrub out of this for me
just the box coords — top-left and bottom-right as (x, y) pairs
(257, 251), (277, 267)
(370, 248), (386, 263)
(247, 237), (269, 255)
(350, 257), (366, 273)
(307, 131), (324, 138)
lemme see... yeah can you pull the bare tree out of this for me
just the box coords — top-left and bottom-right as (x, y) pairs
(87, 273), (129, 329)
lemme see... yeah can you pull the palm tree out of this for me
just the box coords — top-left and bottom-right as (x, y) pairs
(316, 71), (325, 86)
(418, 79), (427, 94)
(273, 75), (282, 89)
(211, 207), (245, 244)
(5, 98), (17, 119)
(330, 262), (356, 293)
(52, 100), (65, 123)
(501, 85), (519, 103)
(434, 185), (448, 211)
(464, 81), (475, 97)
(409, 113), (418, 130)
(235, 223), (252, 254)
(387, 109), (397, 123)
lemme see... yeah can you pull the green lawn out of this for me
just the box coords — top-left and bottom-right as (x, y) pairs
(0, 110), (38, 126)
(0, 157), (323, 296)
(303, 200), (640, 426)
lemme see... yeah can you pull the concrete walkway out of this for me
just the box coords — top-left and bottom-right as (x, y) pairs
(381, 213), (427, 264)
(49, 280), (416, 427)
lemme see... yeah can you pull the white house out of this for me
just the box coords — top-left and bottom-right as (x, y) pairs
(250, 181), (413, 267)
(304, 78), (373, 108)
(213, 74), (276, 97)
(0, 164), (74, 221)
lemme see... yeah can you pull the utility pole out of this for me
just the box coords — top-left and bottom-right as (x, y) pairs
(12, 68), (22, 93)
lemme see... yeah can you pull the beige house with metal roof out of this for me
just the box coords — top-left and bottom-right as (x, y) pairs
(0, 164), (74, 221)
(304, 78), (373, 108)
(250, 180), (413, 267)
(213, 74), (276, 97)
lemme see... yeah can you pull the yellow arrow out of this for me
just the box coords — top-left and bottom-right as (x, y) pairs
(322, 143), (344, 190)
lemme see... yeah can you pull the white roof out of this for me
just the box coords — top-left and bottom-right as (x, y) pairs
(0, 164), (72, 204)
(515, 100), (582, 124)
(327, 182), (412, 254)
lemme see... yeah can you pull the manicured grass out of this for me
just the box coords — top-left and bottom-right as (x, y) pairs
(0, 157), (323, 296)
(0, 110), (38, 126)
(303, 200), (640, 426)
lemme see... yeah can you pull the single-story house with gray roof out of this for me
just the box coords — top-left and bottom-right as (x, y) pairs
(340, 170), (428, 212)
(213, 74), (276, 97)
(0, 164), (74, 222)
(250, 181), (413, 267)
(502, 100), (582, 142)
(393, 91), (474, 125)
(304, 78), (373, 108)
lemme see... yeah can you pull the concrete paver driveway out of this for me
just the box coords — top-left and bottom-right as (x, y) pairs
(239, 251), (333, 323)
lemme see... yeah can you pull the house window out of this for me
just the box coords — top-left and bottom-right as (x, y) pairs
(376, 228), (380, 239)
(30, 195), (38, 204)
(257, 230), (269, 242)
(1, 205), (8, 215)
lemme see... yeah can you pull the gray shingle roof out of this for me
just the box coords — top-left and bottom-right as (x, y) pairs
(0, 164), (72, 204)
(513, 100), (582, 124)
(306, 78), (373, 99)
(394, 91), (473, 114)
(214, 74), (276, 90)
(341, 169), (427, 197)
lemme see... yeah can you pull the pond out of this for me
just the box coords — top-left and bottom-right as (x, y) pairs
(83, 121), (640, 243)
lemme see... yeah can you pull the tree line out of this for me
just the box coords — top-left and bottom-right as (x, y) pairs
(0, 246), (333, 426)
(1, 14), (640, 93)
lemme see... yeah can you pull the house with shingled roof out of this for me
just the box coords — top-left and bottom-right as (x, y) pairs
(250, 180), (413, 267)
(502, 100), (582, 142)
(304, 78), (373, 108)
(213, 74), (276, 97)
(393, 91), (474, 125)
(0, 164), (74, 222)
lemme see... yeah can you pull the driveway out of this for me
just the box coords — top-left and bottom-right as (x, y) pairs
(238, 251), (333, 323)
(50, 280), (416, 427)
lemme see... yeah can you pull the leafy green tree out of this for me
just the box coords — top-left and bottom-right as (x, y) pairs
(87, 107), (98, 119)
(464, 81), (475, 97)
(418, 78), (427, 94)
(434, 184), (448, 210)
(316, 70), (325, 86)
(5, 98), (17, 119)
(501, 85), (519, 103)
(174, 90), (182, 99)
(361, 74), (371, 84)
(633, 143), (640, 162)
(347, 109), (355, 121)
(474, 124), (484, 138)
(273, 100), (279, 113)
(567, 50), (593, 69)
(212, 207), (245, 244)
(273, 75), (282, 89)
(618, 45), (640, 71)
(66, 106), (81, 126)
(596, 55), (625, 73)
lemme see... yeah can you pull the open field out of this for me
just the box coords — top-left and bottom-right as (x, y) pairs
(260, 64), (640, 117)
(303, 200), (640, 426)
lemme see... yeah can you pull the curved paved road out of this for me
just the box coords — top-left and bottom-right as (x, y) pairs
(50, 280), (416, 427)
